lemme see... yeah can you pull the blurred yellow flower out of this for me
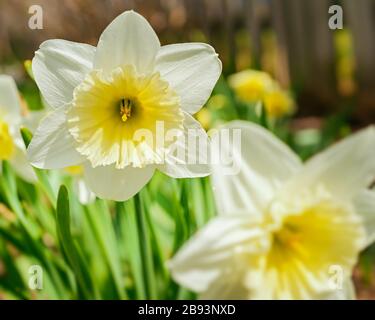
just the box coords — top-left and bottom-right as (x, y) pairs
(170, 121), (375, 299)
(0, 120), (15, 160)
(228, 69), (295, 119)
(24, 59), (34, 80)
(263, 89), (294, 118)
(335, 30), (357, 96)
(197, 94), (233, 130)
(206, 94), (229, 110)
(195, 108), (212, 130)
(228, 70), (274, 103)
(0, 75), (39, 182)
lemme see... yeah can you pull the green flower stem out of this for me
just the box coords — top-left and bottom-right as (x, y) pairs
(171, 179), (189, 253)
(201, 176), (216, 221)
(56, 186), (100, 299)
(85, 201), (126, 299)
(120, 199), (147, 299)
(0, 162), (66, 298)
(134, 191), (157, 299)
(142, 187), (169, 291)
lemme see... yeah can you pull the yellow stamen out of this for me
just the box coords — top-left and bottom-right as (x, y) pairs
(120, 98), (133, 122)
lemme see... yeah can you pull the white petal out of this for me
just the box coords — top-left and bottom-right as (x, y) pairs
(0, 75), (22, 124)
(354, 189), (375, 248)
(211, 121), (302, 215)
(94, 10), (160, 75)
(317, 278), (356, 300)
(27, 105), (85, 169)
(32, 39), (95, 108)
(9, 143), (36, 182)
(286, 126), (375, 200)
(83, 163), (155, 201)
(22, 110), (46, 133)
(156, 43), (222, 114)
(169, 215), (267, 293)
(158, 113), (210, 178)
(75, 177), (96, 205)
(199, 269), (250, 300)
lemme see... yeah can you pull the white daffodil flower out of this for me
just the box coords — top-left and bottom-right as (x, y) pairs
(27, 10), (222, 201)
(170, 121), (375, 300)
(0, 75), (38, 182)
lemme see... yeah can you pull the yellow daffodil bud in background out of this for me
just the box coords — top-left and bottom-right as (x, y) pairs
(229, 69), (296, 119)
(197, 94), (234, 130)
(228, 70), (274, 103)
(206, 94), (230, 111)
(28, 10), (222, 201)
(24, 59), (34, 80)
(195, 108), (212, 131)
(0, 120), (15, 160)
(170, 121), (375, 300)
(263, 88), (295, 119)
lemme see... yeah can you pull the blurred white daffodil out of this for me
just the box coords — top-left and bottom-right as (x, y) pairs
(0, 75), (39, 182)
(170, 121), (375, 299)
(27, 10), (222, 201)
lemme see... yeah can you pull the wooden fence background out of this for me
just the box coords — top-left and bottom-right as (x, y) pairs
(1, 0), (374, 123)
